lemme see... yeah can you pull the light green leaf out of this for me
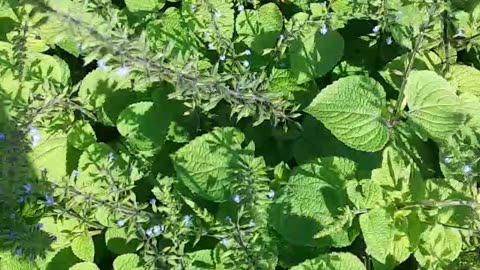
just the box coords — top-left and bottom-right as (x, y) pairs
(125, 0), (164, 12)
(290, 252), (367, 270)
(305, 75), (388, 152)
(404, 70), (465, 142)
(29, 127), (69, 180)
(288, 13), (344, 84)
(380, 51), (443, 91)
(346, 179), (384, 209)
(184, 0), (234, 40)
(0, 251), (39, 270)
(67, 120), (96, 150)
(448, 64), (480, 98)
(270, 157), (358, 247)
(359, 208), (395, 263)
(235, 3), (283, 54)
(78, 69), (136, 126)
(69, 262), (100, 270)
(113, 253), (143, 270)
(185, 250), (215, 269)
(172, 127), (245, 202)
(414, 225), (462, 269)
(72, 235), (95, 263)
(105, 227), (140, 255)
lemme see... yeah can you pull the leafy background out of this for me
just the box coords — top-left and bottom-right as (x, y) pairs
(1, 0), (480, 269)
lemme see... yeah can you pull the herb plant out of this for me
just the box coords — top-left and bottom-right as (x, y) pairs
(1, 0), (480, 269)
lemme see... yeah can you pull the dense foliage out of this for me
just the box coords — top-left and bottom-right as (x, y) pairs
(1, 0), (480, 269)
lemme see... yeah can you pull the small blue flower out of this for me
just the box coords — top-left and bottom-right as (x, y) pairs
(0, 132), (5, 141)
(117, 66), (130, 77)
(443, 157), (452, 164)
(50, 236), (57, 242)
(278, 34), (285, 41)
(41, 168), (47, 176)
(153, 225), (164, 234)
(9, 232), (16, 240)
(45, 196), (54, 207)
(219, 55), (226, 62)
(29, 127), (41, 147)
(225, 216), (232, 222)
(107, 153), (115, 162)
(116, 219), (125, 228)
(395, 10), (403, 21)
(18, 196), (24, 203)
(190, 4), (196, 12)
(10, 212), (15, 219)
(145, 228), (153, 237)
(97, 60), (107, 71)
(386, 37), (393, 45)
(149, 198), (156, 205)
(15, 249), (22, 257)
(463, 165), (472, 176)
(320, 1), (327, 7)
(456, 29), (464, 38)
(233, 195), (241, 204)
(243, 60), (250, 68)
(267, 189), (275, 199)
(35, 223), (43, 229)
(320, 24), (328, 35)
(183, 215), (192, 227)
(208, 43), (214, 50)
(24, 183), (32, 195)
(237, 5), (244, 12)
(248, 220), (255, 228)
(279, 62), (286, 68)
(372, 25), (381, 33)
(221, 238), (228, 247)
(72, 170), (79, 177)
(244, 49), (251, 56)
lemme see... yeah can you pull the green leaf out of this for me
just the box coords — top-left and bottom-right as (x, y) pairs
(105, 227), (140, 255)
(172, 127), (245, 202)
(414, 225), (462, 269)
(305, 75), (388, 152)
(288, 14), (344, 84)
(184, 0), (234, 40)
(72, 235), (95, 263)
(359, 208), (395, 264)
(346, 179), (384, 209)
(113, 254), (143, 270)
(269, 157), (358, 247)
(125, 0), (164, 12)
(404, 70), (465, 142)
(448, 64), (480, 98)
(68, 262), (100, 270)
(185, 250), (215, 269)
(290, 252), (367, 270)
(0, 251), (39, 270)
(380, 51), (443, 91)
(117, 102), (169, 152)
(235, 3), (283, 54)
(67, 120), (96, 150)
(147, 7), (194, 55)
(78, 69), (136, 126)
(29, 127), (69, 180)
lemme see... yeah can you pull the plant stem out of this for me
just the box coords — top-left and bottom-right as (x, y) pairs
(391, 4), (438, 121)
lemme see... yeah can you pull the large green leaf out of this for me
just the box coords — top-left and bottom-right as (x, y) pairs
(235, 3), (283, 54)
(29, 127), (69, 180)
(404, 70), (465, 142)
(71, 235), (95, 263)
(289, 252), (366, 270)
(105, 227), (140, 255)
(414, 225), (462, 269)
(67, 120), (96, 150)
(125, 0), (164, 12)
(183, 0), (234, 40)
(69, 262), (100, 270)
(288, 13), (344, 84)
(269, 157), (358, 247)
(359, 208), (395, 264)
(305, 75), (388, 152)
(172, 127), (245, 202)
(448, 64), (480, 98)
(113, 254), (143, 270)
